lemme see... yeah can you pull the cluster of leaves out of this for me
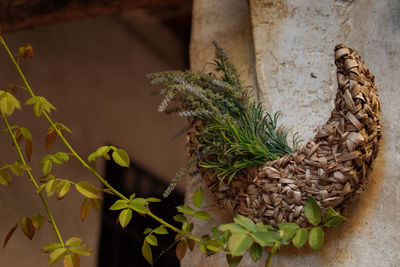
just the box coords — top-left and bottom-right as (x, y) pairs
(42, 237), (92, 266)
(141, 187), (210, 265)
(150, 42), (299, 185)
(167, 195), (345, 267)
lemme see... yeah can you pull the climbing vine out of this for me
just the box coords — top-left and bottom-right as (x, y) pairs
(0, 35), (345, 267)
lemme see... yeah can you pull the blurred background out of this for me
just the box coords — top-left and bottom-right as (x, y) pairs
(0, 1), (193, 266)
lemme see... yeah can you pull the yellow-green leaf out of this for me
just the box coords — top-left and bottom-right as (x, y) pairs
(112, 149), (130, 167)
(228, 233), (253, 256)
(45, 179), (57, 197)
(80, 199), (90, 222)
(194, 211), (210, 221)
(95, 146), (111, 157)
(109, 200), (128, 211)
(31, 214), (45, 229)
(304, 196), (322, 226)
(63, 253), (80, 267)
(0, 91), (20, 116)
(57, 180), (71, 200)
(193, 187), (204, 208)
(292, 228), (308, 248)
(65, 237), (83, 247)
(0, 169), (11, 186)
(308, 227), (324, 250)
(119, 209), (132, 228)
(142, 242), (153, 265)
(75, 181), (101, 199)
(21, 217), (35, 240)
(48, 247), (67, 264)
(42, 242), (63, 253)
(42, 159), (52, 176)
(145, 234), (158, 246)
(69, 244), (92, 256)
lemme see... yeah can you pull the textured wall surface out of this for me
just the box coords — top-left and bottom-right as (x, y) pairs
(187, 0), (400, 266)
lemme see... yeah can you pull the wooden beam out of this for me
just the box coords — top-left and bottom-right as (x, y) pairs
(0, 0), (189, 32)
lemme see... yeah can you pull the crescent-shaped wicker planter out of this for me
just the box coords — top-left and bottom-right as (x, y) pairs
(196, 44), (381, 227)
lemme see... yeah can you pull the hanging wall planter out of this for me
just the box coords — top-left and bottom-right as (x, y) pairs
(150, 44), (381, 227)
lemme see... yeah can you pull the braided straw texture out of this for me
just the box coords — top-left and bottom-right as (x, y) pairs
(197, 44), (381, 226)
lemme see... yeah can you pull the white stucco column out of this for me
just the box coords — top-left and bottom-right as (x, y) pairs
(187, 0), (400, 266)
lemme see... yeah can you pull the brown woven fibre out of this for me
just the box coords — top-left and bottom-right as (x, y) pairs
(193, 44), (381, 226)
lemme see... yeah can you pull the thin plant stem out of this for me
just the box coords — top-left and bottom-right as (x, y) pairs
(0, 111), (65, 247)
(265, 242), (279, 267)
(0, 36), (200, 242)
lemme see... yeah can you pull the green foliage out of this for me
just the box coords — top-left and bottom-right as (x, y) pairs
(150, 42), (297, 185)
(304, 196), (322, 226)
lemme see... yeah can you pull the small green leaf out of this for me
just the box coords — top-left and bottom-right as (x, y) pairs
(57, 180), (71, 200)
(292, 228), (308, 248)
(193, 187), (204, 208)
(145, 234), (158, 246)
(176, 240), (187, 260)
(0, 91), (21, 116)
(304, 196), (322, 226)
(75, 181), (101, 199)
(96, 146), (112, 157)
(278, 222), (300, 230)
(143, 228), (152, 234)
(308, 227), (324, 250)
(45, 179), (56, 197)
(69, 244), (92, 256)
(42, 243), (63, 253)
(88, 152), (96, 163)
(129, 202), (147, 214)
(0, 169), (11, 186)
(19, 127), (32, 141)
(63, 254), (80, 267)
(48, 247), (67, 264)
(109, 200), (128, 211)
(31, 214), (45, 229)
(226, 254), (242, 267)
(206, 239), (222, 252)
(324, 207), (346, 227)
(153, 226), (168, 235)
(146, 197), (161, 203)
(233, 214), (257, 232)
(80, 198), (90, 222)
(65, 237), (83, 246)
(249, 231), (280, 247)
(256, 222), (274, 232)
(119, 209), (132, 228)
(249, 243), (262, 262)
(228, 233), (253, 256)
(173, 214), (187, 223)
(42, 159), (52, 176)
(182, 222), (194, 233)
(194, 211), (211, 221)
(176, 205), (194, 215)
(142, 242), (153, 265)
(112, 149), (130, 167)
(219, 223), (249, 234)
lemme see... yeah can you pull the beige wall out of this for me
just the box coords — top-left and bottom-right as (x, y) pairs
(0, 13), (187, 266)
(186, 0), (400, 266)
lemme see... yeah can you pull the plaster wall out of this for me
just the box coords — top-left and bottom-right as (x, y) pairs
(186, 0), (400, 266)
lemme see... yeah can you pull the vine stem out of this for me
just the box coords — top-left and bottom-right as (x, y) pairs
(0, 36), (200, 242)
(265, 242), (279, 267)
(0, 111), (65, 247)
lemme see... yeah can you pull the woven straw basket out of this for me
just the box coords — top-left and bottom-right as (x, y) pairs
(191, 44), (381, 227)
